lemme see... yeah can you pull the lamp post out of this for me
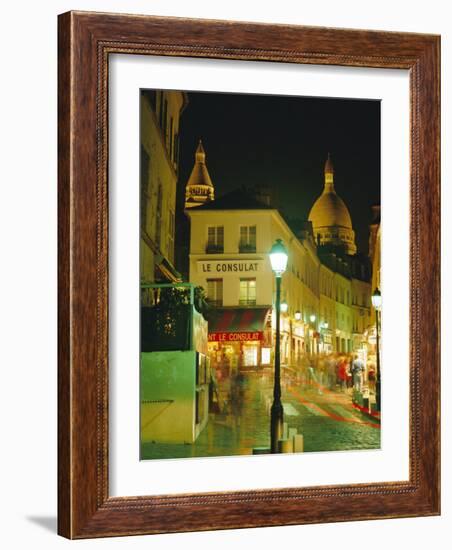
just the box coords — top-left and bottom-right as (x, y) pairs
(269, 239), (288, 453)
(371, 288), (382, 411)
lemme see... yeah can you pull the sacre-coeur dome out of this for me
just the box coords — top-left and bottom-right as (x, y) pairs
(308, 191), (353, 229)
(308, 154), (357, 255)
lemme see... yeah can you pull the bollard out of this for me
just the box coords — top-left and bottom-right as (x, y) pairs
(293, 433), (304, 453)
(283, 422), (289, 440)
(278, 438), (294, 453)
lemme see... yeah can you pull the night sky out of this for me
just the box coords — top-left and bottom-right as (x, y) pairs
(175, 90), (380, 255)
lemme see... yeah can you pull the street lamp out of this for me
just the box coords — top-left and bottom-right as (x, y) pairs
(294, 311), (301, 321)
(269, 239), (288, 453)
(280, 301), (288, 313)
(371, 288), (382, 411)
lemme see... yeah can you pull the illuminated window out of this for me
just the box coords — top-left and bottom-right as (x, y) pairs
(239, 225), (256, 252)
(207, 226), (224, 253)
(206, 279), (223, 306)
(239, 278), (256, 306)
(261, 347), (271, 365)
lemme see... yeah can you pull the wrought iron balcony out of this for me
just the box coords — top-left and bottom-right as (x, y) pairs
(205, 243), (224, 254)
(239, 241), (256, 253)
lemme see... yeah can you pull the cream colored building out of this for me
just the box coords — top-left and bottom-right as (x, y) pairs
(187, 188), (371, 369)
(140, 90), (187, 286)
(367, 205), (381, 361)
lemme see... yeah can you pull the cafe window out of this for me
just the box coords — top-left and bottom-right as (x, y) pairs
(206, 226), (224, 253)
(243, 344), (258, 367)
(239, 225), (256, 252)
(239, 278), (256, 306)
(206, 279), (223, 306)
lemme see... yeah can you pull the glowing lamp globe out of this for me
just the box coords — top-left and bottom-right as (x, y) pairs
(310, 314), (316, 323)
(269, 239), (288, 276)
(280, 301), (288, 313)
(371, 288), (382, 310)
(294, 311), (301, 321)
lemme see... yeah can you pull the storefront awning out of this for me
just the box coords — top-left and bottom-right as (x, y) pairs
(207, 308), (270, 342)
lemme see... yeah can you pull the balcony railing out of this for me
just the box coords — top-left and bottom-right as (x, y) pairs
(239, 241), (256, 253)
(205, 243), (224, 254)
(140, 283), (207, 353)
(206, 298), (223, 307)
(239, 298), (257, 306)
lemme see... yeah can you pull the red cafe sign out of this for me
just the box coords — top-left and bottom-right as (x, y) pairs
(208, 331), (263, 342)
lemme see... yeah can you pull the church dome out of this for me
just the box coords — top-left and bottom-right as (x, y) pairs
(185, 140), (215, 209)
(308, 191), (352, 229)
(308, 154), (356, 255)
(186, 140), (214, 189)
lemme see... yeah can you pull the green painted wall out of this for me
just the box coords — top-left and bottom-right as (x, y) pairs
(141, 350), (198, 444)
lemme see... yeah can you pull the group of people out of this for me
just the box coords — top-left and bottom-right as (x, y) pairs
(297, 353), (376, 395)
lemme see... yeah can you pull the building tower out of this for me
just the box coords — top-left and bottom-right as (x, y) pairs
(308, 154), (357, 255)
(184, 140), (215, 209)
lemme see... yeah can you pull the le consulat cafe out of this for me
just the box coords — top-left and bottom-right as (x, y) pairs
(185, 145), (372, 372)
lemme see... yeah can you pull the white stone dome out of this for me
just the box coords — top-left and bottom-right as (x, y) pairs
(308, 191), (353, 230)
(308, 155), (356, 255)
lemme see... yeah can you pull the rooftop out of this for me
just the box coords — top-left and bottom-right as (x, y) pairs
(190, 188), (274, 211)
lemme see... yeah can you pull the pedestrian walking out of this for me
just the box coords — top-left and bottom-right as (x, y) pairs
(367, 363), (376, 394)
(327, 355), (336, 390)
(307, 356), (322, 394)
(352, 354), (365, 393)
(338, 356), (348, 392)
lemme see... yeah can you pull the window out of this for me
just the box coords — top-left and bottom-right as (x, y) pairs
(206, 226), (224, 253)
(140, 146), (150, 231)
(239, 278), (256, 306)
(155, 183), (163, 250)
(169, 116), (174, 158)
(162, 98), (168, 138)
(168, 210), (175, 262)
(173, 132), (179, 170)
(239, 225), (256, 252)
(206, 279), (223, 306)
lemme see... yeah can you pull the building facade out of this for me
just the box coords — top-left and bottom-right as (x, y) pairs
(367, 205), (381, 363)
(186, 188), (372, 371)
(140, 90), (187, 287)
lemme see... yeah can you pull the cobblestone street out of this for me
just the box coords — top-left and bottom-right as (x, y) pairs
(141, 370), (380, 460)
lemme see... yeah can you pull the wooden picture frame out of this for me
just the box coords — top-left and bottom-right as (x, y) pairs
(58, 11), (440, 539)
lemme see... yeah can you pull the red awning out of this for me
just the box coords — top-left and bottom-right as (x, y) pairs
(207, 308), (270, 334)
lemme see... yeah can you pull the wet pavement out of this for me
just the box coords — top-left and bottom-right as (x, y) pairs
(141, 370), (380, 460)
